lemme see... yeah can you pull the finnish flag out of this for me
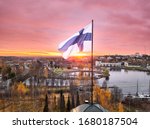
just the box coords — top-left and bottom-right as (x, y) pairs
(58, 23), (92, 59)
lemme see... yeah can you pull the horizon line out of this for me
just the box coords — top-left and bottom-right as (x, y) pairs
(0, 54), (149, 58)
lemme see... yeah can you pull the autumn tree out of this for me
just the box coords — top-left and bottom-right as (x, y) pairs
(52, 95), (58, 111)
(16, 82), (29, 111)
(17, 82), (29, 97)
(94, 86), (108, 109)
(118, 102), (124, 112)
(93, 86), (124, 111)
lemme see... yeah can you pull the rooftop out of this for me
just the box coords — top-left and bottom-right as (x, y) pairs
(72, 103), (107, 112)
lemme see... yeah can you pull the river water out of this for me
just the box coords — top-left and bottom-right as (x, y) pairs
(98, 69), (150, 95)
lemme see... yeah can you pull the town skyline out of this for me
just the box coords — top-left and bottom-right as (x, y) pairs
(0, 0), (150, 56)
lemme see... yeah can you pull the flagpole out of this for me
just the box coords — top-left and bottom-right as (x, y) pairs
(91, 20), (94, 104)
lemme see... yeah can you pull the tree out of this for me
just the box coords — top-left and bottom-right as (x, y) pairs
(53, 68), (63, 77)
(2, 66), (12, 80)
(67, 95), (71, 112)
(16, 82), (29, 111)
(8, 72), (16, 79)
(53, 96), (57, 111)
(103, 68), (110, 80)
(60, 90), (65, 112)
(94, 86), (112, 111)
(17, 82), (29, 96)
(43, 94), (49, 112)
(118, 102), (124, 112)
(6, 66), (11, 74)
(111, 87), (122, 103)
(93, 86), (124, 111)
(76, 91), (80, 106)
(71, 95), (75, 109)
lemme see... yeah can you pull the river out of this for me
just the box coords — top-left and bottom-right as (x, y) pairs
(98, 69), (150, 95)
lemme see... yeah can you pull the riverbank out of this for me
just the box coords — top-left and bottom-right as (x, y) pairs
(124, 66), (150, 73)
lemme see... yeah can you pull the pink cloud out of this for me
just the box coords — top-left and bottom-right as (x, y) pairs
(0, 0), (150, 55)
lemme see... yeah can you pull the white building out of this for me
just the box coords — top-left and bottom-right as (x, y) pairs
(95, 61), (122, 67)
(124, 62), (129, 67)
(147, 65), (150, 70)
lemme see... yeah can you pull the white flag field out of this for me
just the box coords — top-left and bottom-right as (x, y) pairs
(58, 23), (92, 59)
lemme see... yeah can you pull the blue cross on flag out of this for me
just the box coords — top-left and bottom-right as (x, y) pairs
(58, 23), (92, 59)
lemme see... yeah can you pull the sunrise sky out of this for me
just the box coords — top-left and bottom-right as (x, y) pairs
(0, 0), (150, 56)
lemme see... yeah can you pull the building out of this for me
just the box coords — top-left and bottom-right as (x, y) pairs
(124, 62), (128, 67)
(147, 65), (150, 70)
(72, 103), (107, 112)
(95, 61), (122, 67)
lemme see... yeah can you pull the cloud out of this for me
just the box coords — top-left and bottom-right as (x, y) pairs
(0, 0), (150, 55)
